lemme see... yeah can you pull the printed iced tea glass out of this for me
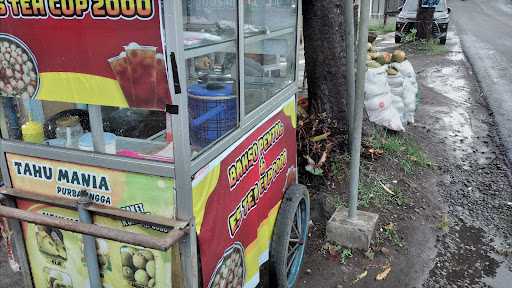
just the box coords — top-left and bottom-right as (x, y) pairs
(109, 53), (135, 105)
(155, 54), (172, 109)
(125, 44), (157, 108)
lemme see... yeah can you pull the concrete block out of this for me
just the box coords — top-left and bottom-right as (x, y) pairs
(326, 207), (379, 250)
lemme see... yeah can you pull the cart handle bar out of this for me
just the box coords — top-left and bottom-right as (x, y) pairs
(0, 203), (186, 251)
(1, 187), (189, 229)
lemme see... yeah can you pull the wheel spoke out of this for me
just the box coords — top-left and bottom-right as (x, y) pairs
(296, 206), (302, 234)
(287, 243), (300, 260)
(289, 238), (300, 243)
(287, 250), (298, 273)
(291, 220), (299, 238)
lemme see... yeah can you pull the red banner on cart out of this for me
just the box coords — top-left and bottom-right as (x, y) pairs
(192, 98), (298, 288)
(0, 0), (172, 110)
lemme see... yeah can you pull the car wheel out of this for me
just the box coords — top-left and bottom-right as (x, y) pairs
(440, 37), (447, 45)
(270, 184), (310, 288)
(395, 35), (402, 44)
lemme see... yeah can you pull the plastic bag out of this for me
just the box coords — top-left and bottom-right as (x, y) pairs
(366, 105), (405, 132)
(394, 61), (415, 79)
(392, 61), (418, 124)
(387, 73), (405, 123)
(365, 67), (405, 131)
(365, 66), (389, 97)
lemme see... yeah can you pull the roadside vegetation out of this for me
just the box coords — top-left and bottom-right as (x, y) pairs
(401, 29), (448, 55)
(369, 17), (396, 35)
(298, 98), (434, 267)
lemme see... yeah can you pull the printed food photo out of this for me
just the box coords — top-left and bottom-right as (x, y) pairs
(0, 34), (39, 98)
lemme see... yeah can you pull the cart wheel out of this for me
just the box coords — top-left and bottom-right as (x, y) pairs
(270, 184), (310, 288)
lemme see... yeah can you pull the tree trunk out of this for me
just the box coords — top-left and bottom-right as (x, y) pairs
(302, 0), (347, 128)
(416, 0), (434, 40)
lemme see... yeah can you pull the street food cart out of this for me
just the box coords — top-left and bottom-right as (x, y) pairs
(0, 0), (308, 287)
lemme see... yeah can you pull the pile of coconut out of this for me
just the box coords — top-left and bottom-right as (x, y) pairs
(367, 44), (407, 73)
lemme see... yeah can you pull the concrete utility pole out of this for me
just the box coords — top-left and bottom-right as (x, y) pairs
(326, 0), (379, 251)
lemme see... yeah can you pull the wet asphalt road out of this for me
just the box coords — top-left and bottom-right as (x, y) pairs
(449, 0), (512, 164)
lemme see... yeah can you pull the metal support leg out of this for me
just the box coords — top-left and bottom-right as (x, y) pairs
(78, 191), (102, 288)
(348, 0), (370, 219)
(180, 219), (198, 288)
(4, 198), (34, 288)
(87, 105), (106, 153)
(344, 0), (356, 136)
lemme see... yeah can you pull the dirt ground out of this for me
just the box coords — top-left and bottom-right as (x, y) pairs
(297, 28), (512, 288)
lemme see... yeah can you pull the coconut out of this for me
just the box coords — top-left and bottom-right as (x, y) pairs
(367, 60), (382, 69)
(387, 67), (399, 76)
(392, 50), (407, 63)
(382, 52), (392, 64)
(368, 52), (379, 60)
(375, 54), (386, 65)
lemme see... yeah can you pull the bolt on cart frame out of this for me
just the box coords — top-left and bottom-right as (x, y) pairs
(0, 0), (306, 287)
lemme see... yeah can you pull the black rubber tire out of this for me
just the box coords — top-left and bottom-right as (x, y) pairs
(395, 35), (402, 44)
(269, 184), (310, 288)
(440, 37), (447, 45)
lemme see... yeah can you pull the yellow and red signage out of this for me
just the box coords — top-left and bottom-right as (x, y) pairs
(193, 98), (297, 288)
(0, 0), (172, 110)
(7, 154), (176, 288)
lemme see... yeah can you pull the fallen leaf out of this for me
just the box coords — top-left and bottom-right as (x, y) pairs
(352, 270), (368, 284)
(309, 132), (331, 142)
(305, 165), (324, 176)
(305, 155), (315, 165)
(379, 182), (395, 195)
(384, 223), (395, 231)
(317, 151), (328, 166)
(376, 266), (392, 281)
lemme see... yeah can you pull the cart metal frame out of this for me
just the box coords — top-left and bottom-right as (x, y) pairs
(0, 0), (302, 287)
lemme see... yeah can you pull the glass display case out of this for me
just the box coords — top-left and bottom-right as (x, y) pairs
(182, 0), (298, 154)
(0, 0), (298, 164)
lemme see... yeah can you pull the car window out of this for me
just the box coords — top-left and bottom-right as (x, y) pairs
(403, 0), (446, 12)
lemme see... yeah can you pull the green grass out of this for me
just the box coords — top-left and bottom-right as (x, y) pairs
(369, 17), (396, 34)
(371, 130), (432, 174)
(358, 177), (408, 208)
(340, 248), (353, 264)
(383, 223), (404, 248)
(413, 40), (448, 55)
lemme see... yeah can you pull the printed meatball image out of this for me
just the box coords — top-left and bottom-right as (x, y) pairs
(120, 246), (156, 288)
(208, 244), (245, 288)
(0, 34), (39, 98)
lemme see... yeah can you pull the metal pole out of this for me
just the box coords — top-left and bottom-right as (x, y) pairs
(87, 105), (106, 153)
(78, 190), (102, 288)
(344, 0), (356, 135)
(348, 0), (369, 219)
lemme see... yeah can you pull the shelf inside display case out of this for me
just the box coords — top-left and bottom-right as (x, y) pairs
(184, 26), (295, 59)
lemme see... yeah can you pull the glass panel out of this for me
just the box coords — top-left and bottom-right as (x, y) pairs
(244, 32), (296, 114)
(183, 0), (239, 155)
(0, 97), (174, 163)
(244, 0), (298, 33)
(244, 0), (297, 114)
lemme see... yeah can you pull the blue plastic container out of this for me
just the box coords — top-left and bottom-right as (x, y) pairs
(188, 83), (237, 148)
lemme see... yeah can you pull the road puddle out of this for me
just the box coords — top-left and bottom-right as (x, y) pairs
(420, 64), (495, 165)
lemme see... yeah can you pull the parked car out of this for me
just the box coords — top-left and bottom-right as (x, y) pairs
(395, 0), (451, 45)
